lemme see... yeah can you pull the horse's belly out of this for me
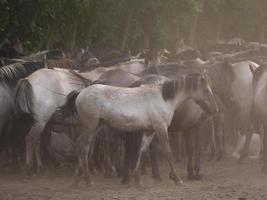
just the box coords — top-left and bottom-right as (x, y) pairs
(105, 109), (150, 132)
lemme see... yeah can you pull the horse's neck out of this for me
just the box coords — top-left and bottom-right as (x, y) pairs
(163, 90), (189, 126)
(173, 91), (189, 110)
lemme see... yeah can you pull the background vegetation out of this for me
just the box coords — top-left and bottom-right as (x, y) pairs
(0, 0), (266, 53)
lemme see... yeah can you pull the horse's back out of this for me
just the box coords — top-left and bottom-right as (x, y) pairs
(76, 84), (159, 131)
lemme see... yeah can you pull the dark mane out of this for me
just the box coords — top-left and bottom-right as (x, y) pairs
(140, 63), (202, 79)
(68, 69), (92, 87)
(162, 73), (203, 101)
(0, 61), (44, 87)
(162, 80), (176, 100)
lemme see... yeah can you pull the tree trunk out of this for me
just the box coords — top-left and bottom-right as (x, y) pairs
(70, 21), (78, 49)
(215, 13), (222, 40)
(119, 8), (134, 51)
(259, 24), (266, 43)
(188, 14), (198, 48)
(173, 20), (180, 54)
(143, 33), (150, 49)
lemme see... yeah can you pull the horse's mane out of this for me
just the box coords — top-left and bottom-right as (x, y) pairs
(68, 69), (92, 87)
(0, 61), (44, 86)
(140, 63), (201, 77)
(162, 73), (203, 101)
(46, 58), (77, 70)
(130, 74), (168, 87)
(253, 63), (267, 85)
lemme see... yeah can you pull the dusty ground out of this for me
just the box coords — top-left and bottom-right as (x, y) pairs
(0, 158), (267, 200)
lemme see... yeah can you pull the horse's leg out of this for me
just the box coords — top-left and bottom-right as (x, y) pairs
(74, 134), (87, 186)
(156, 126), (183, 184)
(260, 124), (264, 161)
(35, 137), (43, 174)
(262, 122), (267, 173)
(5, 118), (18, 168)
(141, 157), (147, 174)
(121, 133), (132, 184)
(73, 156), (83, 187)
(33, 123), (46, 175)
(239, 132), (252, 160)
(82, 136), (92, 185)
(105, 136), (112, 178)
(194, 125), (203, 180)
(25, 123), (44, 176)
(214, 114), (224, 161)
(184, 131), (194, 180)
(207, 117), (216, 161)
(149, 136), (161, 180)
(133, 132), (155, 185)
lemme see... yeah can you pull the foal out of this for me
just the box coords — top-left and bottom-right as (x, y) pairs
(70, 73), (218, 185)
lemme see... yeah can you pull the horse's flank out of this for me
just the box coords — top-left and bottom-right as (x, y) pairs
(76, 83), (175, 132)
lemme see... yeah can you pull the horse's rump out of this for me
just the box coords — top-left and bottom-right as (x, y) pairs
(14, 79), (34, 121)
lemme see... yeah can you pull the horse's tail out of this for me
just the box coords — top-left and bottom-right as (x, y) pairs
(14, 79), (34, 121)
(58, 90), (80, 119)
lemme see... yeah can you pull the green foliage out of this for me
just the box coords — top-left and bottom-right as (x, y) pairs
(1, 0), (267, 53)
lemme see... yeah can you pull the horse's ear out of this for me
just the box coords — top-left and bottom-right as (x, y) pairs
(203, 67), (208, 74)
(42, 55), (48, 68)
(249, 64), (256, 76)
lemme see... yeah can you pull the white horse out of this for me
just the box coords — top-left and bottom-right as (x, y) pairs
(250, 63), (267, 172)
(79, 59), (146, 82)
(231, 60), (259, 159)
(67, 73), (218, 185)
(0, 62), (44, 141)
(15, 68), (91, 175)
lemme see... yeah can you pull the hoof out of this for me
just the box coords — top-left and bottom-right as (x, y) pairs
(187, 174), (195, 181)
(135, 181), (145, 189)
(169, 172), (183, 185)
(194, 174), (203, 181)
(152, 175), (162, 182)
(133, 171), (141, 185)
(121, 177), (130, 185)
(134, 176), (141, 186)
(86, 181), (93, 186)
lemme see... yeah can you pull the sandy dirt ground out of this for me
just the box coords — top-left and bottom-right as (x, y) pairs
(0, 158), (267, 200)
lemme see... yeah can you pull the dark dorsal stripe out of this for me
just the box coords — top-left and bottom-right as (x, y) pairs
(162, 73), (203, 101)
(0, 61), (44, 87)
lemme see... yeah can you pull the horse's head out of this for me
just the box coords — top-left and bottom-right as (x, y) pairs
(187, 73), (219, 115)
(162, 73), (219, 115)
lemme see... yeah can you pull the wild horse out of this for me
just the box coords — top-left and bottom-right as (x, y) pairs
(63, 73), (218, 186)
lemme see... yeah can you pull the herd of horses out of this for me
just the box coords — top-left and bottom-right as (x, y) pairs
(1, 37), (267, 187)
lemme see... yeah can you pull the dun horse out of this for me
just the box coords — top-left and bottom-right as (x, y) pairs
(14, 68), (91, 175)
(64, 73), (218, 185)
